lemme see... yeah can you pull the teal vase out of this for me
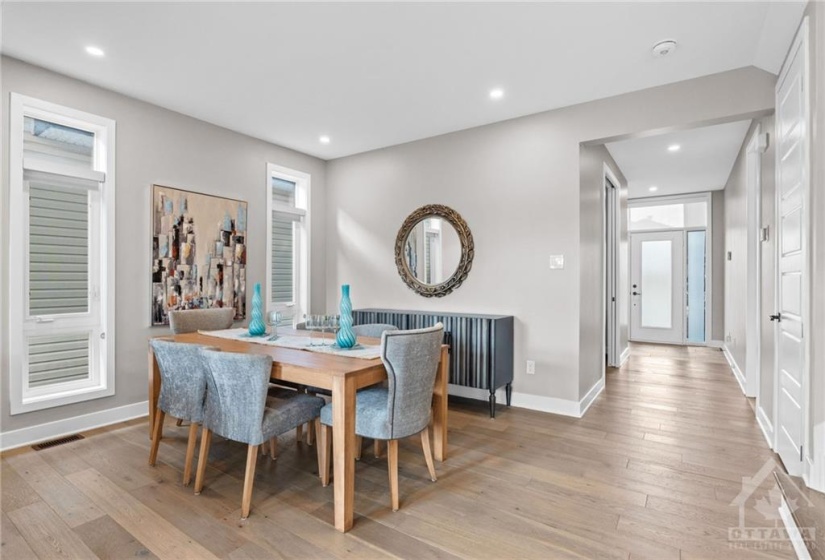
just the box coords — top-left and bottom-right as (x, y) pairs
(248, 283), (266, 336)
(336, 284), (357, 348)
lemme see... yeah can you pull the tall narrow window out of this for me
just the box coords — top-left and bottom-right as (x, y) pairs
(9, 94), (116, 414)
(266, 164), (309, 325)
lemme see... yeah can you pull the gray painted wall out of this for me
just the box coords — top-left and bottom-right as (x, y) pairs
(724, 116), (775, 388)
(1, 57), (327, 433)
(327, 66), (776, 406)
(712, 190), (726, 342)
(578, 143), (627, 398)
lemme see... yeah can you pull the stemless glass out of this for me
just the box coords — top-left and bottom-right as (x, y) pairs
(329, 315), (340, 346)
(266, 310), (281, 341)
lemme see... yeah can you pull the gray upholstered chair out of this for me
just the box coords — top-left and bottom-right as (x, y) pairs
(194, 350), (325, 519)
(148, 340), (213, 485)
(169, 308), (235, 334)
(352, 323), (398, 339)
(319, 323), (443, 511)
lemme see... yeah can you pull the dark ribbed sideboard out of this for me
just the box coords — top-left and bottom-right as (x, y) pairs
(353, 308), (514, 417)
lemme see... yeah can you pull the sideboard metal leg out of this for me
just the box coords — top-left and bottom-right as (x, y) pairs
(505, 383), (512, 407)
(489, 392), (496, 418)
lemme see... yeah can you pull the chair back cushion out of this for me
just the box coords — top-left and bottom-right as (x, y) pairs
(200, 349), (272, 445)
(150, 340), (211, 423)
(169, 308), (235, 334)
(353, 323), (399, 339)
(382, 323), (444, 439)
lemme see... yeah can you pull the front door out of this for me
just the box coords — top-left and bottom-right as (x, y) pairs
(630, 231), (684, 344)
(773, 18), (809, 476)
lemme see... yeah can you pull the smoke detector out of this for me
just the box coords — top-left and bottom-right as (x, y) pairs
(652, 40), (678, 57)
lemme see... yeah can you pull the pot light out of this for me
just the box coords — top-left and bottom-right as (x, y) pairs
(649, 186), (659, 192)
(652, 40), (677, 58)
(489, 88), (504, 100)
(85, 45), (105, 57)
(668, 144), (681, 152)
(319, 135), (331, 144)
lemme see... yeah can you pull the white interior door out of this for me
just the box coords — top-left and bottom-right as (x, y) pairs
(630, 231), (684, 344)
(773, 17), (808, 476)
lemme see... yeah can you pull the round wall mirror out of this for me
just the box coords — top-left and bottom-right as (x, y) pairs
(394, 204), (474, 297)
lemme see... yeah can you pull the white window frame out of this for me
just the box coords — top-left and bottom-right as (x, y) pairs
(265, 163), (310, 323)
(627, 192), (713, 345)
(8, 93), (116, 414)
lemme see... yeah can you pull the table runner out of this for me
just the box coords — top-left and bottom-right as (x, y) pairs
(197, 328), (382, 360)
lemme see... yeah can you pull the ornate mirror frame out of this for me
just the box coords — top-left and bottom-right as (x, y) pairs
(394, 204), (474, 298)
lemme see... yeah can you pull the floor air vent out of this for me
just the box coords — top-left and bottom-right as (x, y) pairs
(32, 434), (84, 451)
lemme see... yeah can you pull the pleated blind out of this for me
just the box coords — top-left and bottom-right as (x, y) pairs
(27, 333), (90, 388)
(28, 181), (90, 316)
(271, 177), (298, 305)
(271, 212), (298, 304)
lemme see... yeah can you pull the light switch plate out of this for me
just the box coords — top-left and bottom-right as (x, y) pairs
(549, 254), (564, 269)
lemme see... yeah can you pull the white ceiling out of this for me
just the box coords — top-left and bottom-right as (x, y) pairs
(1, 2), (805, 160)
(605, 119), (753, 199)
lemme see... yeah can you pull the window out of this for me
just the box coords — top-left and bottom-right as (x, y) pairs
(266, 164), (309, 325)
(9, 94), (116, 414)
(629, 200), (707, 231)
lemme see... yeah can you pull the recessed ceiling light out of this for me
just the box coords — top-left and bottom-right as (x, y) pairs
(667, 144), (681, 152)
(319, 135), (331, 144)
(85, 45), (105, 57)
(649, 186), (659, 192)
(489, 88), (504, 100)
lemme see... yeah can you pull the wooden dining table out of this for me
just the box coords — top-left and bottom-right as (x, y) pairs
(147, 328), (450, 532)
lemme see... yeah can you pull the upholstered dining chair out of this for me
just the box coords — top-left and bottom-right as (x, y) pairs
(169, 308), (235, 334)
(148, 340), (214, 485)
(352, 323), (399, 339)
(194, 350), (325, 519)
(318, 323), (443, 511)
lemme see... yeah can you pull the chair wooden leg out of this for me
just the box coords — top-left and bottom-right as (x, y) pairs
(355, 435), (363, 461)
(307, 421), (315, 446)
(320, 424), (331, 487)
(148, 410), (165, 466)
(241, 444), (259, 520)
(296, 424), (303, 445)
(182, 422), (199, 485)
(176, 418), (183, 427)
(260, 441), (267, 456)
(193, 428), (212, 495)
(421, 429), (437, 482)
(374, 439), (382, 458)
(388, 439), (399, 511)
(269, 437), (277, 460)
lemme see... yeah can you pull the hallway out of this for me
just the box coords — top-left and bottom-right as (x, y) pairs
(0, 344), (794, 559)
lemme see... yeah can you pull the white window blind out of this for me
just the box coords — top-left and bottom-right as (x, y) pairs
(271, 212), (298, 304)
(28, 180), (90, 316)
(27, 333), (91, 388)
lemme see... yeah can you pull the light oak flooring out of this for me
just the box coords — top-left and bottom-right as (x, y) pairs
(1, 344), (796, 559)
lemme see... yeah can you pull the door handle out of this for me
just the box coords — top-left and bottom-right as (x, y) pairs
(632, 291), (641, 296)
(769, 313), (781, 322)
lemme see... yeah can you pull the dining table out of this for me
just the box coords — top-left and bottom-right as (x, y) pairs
(147, 328), (450, 532)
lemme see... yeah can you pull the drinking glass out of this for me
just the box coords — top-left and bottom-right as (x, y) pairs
(266, 310), (281, 341)
(328, 315), (340, 346)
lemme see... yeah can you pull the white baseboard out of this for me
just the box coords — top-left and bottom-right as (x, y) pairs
(0, 401), (148, 452)
(722, 344), (748, 395)
(449, 379), (604, 419)
(579, 376), (605, 416)
(619, 346), (631, 366)
(756, 405), (775, 449)
(779, 496), (813, 560)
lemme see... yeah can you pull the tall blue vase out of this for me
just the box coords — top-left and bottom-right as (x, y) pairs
(248, 283), (266, 336)
(336, 284), (357, 348)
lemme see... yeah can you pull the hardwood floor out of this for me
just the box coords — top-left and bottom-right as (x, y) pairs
(1, 344), (795, 559)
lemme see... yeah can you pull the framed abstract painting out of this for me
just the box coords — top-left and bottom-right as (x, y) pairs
(151, 184), (248, 326)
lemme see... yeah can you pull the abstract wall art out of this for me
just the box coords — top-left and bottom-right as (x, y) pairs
(151, 184), (248, 326)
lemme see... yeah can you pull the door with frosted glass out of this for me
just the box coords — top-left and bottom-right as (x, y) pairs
(630, 231), (684, 343)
